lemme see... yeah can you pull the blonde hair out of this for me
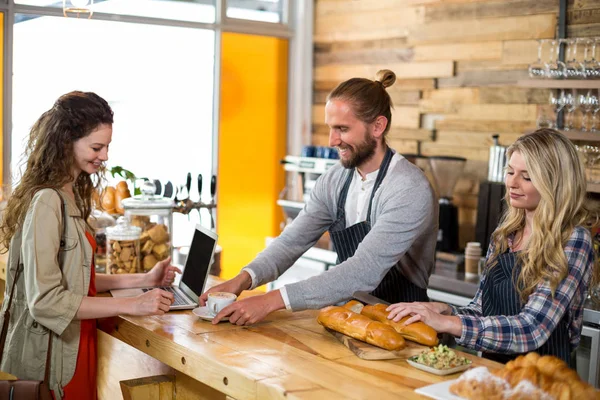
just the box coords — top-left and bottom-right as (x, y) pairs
(327, 69), (396, 137)
(488, 128), (599, 302)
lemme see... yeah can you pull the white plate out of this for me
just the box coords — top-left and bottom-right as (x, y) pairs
(406, 357), (472, 376)
(415, 379), (465, 400)
(192, 306), (229, 322)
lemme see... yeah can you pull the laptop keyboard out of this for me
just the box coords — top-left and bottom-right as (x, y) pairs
(142, 286), (192, 306)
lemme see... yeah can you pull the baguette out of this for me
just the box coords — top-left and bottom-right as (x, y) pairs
(317, 306), (406, 351)
(342, 300), (364, 314)
(361, 303), (439, 346)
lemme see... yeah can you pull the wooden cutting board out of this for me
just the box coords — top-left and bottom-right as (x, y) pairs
(325, 328), (430, 360)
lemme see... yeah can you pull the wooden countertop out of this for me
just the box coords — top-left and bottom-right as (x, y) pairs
(99, 278), (503, 400)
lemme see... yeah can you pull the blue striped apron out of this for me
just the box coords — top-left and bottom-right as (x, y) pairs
(482, 251), (572, 366)
(328, 148), (428, 304)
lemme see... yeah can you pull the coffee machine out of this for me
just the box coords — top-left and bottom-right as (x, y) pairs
(428, 156), (466, 253)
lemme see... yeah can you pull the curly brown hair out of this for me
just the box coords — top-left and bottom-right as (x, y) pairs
(0, 91), (114, 251)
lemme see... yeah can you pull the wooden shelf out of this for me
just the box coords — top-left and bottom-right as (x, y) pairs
(517, 79), (600, 89)
(561, 130), (600, 142)
(588, 183), (600, 194)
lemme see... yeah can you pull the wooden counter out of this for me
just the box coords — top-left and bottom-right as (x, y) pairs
(98, 278), (503, 400)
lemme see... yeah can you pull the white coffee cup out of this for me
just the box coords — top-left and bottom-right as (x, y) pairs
(207, 292), (237, 316)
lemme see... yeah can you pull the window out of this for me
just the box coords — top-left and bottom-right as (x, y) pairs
(226, 0), (286, 24)
(15, 0), (216, 23)
(12, 15), (215, 243)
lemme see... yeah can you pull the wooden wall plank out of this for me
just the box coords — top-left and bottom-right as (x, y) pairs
(414, 42), (503, 61)
(387, 128), (434, 141)
(444, 104), (538, 122)
(315, 7), (424, 43)
(478, 87), (551, 104)
(316, 0), (427, 15)
(424, 0), (558, 22)
(567, 8), (600, 25)
(434, 130), (523, 147)
(455, 60), (529, 73)
(438, 69), (529, 88)
(388, 139), (420, 154)
(502, 40), (539, 65)
(315, 48), (414, 66)
(316, 38), (409, 53)
(567, 23), (600, 37)
(315, 79), (435, 92)
(419, 88), (479, 113)
(421, 142), (490, 161)
(408, 14), (556, 44)
(435, 119), (535, 133)
(568, 0), (600, 11)
(314, 61), (454, 81)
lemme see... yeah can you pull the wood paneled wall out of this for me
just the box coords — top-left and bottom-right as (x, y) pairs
(312, 0), (600, 248)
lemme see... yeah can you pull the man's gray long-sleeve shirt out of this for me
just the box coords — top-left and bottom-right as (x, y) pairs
(245, 153), (438, 311)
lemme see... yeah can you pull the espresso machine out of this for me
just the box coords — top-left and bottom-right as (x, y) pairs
(428, 156), (466, 253)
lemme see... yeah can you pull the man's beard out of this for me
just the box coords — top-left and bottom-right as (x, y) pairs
(339, 131), (377, 169)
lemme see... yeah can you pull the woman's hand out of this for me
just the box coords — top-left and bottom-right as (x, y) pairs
(387, 301), (451, 321)
(128, 288), (174, 316)
(145, 256), (182, 287)
(386, 302), (462, 335)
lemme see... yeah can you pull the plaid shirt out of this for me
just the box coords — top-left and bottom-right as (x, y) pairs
(450, 226), (594, 354)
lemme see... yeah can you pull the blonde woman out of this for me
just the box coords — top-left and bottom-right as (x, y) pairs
(388, 129), (599, 365)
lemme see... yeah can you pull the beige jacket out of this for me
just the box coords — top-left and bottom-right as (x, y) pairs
(0, 189), (93, 399)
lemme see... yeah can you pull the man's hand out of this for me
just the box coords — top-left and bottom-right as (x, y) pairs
(212, 290), (285, 325)
(199, 271), (252, 306)
(145, 256), (183, 287)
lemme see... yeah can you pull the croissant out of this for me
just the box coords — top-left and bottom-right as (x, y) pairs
(451, 353), (599, 400)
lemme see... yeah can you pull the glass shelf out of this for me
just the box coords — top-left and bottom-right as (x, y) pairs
(518, 79), (600, 89)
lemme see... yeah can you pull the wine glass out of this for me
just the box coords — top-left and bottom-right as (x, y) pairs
(545, 40), (566, 79)
(551, 89), (567, 129)
(528, 39), (547, 78)
(591, 89), (600, 132)
(564, 90), (576, 131)
(565, 38), (586, 79)
(582, 90), (594, 132)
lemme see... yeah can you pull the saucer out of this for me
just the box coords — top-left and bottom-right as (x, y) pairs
(192, 306), (229, 322)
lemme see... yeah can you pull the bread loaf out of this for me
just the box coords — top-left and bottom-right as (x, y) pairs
(343, 300), (364, 314)
(361, 304), (439, 346)
(113, 181), (131, 214)
(101, 186), (116, 214)
(318, 306), (405, 351)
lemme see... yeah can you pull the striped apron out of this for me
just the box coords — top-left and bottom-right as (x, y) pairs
(328, 148), (428, 304)
(482, 251), (572, 366)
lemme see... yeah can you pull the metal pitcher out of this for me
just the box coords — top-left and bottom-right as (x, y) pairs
(488, 134), (507, 183)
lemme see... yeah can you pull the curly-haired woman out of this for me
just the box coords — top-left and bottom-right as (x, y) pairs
(0, 91), (180, 399)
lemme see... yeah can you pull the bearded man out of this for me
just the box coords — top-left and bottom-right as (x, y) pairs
(202, 69), (438, 325)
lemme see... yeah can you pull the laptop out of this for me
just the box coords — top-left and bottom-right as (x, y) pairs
(110, 224), (218, 310)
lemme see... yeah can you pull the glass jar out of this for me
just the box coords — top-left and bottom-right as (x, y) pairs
(121, 181), (174, 273)
(106, 216), (142, 274)
(89, 209), (116, 273)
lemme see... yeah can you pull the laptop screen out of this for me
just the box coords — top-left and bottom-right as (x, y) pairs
(180, 226), (217, 295)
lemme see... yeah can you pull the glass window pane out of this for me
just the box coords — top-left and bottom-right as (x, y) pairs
(15, 0), (216, 24)
(12, 15), (215, 245)
(226, 0), (284, 23)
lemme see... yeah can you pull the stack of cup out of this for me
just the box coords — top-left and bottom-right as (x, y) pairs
(465, 242), (482, 277)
